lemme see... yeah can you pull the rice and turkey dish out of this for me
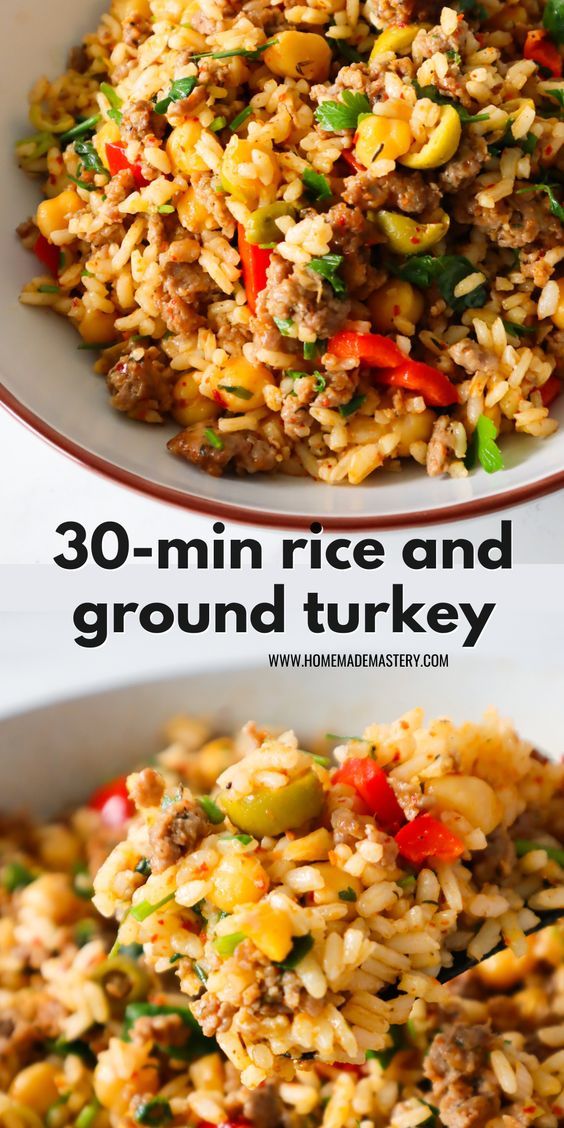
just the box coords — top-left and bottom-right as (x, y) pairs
(15, 0), (564, 483)
(2, 710), (563, 1128)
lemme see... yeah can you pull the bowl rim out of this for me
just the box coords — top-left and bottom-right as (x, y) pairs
(3, 380), (564, 530)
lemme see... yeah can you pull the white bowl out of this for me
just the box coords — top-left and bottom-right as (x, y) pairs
(2, 0), (564, 529)
(0, 660), (560, 817)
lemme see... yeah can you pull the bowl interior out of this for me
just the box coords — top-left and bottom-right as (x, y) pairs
(1, 0), (564, 527)
(0, 660), (561, 817)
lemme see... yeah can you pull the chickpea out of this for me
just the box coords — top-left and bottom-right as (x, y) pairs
(354, 114), (413, 167)
(172, 373), (220, 427)
(206, 357), (274, 413)
(477, 946), (534, 989)
(210, 853), (269, 913)
(220, 138), (280, 206)
(369, 281), (424, 333)
(78, 310), (116, 346)
(95, 1042), (158, 1115)
(177, 187), (215, 234)
(264, 31), (332, 82)
(552, 277), (564, 330)
(9, 1063), (60, 1115)
(166, 121), (208, 177)
(369, 24), (420, 60)
(425, 775), (503, 836)
(36, 188), (82, 239)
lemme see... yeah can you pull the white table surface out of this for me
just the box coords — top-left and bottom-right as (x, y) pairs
(1, 406), (563, 719)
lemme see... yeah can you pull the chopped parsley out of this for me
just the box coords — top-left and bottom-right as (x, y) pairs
(366, 1025), (404, 1069)
(501, 318), (536, 338)
(302, 167), (332, 200)
(38, 284), (60, 294)
(198, 796), (224, 824)
(304, 338), (326, 359)
(67, 173), (97, 192)
(218, 384), (254, 400)
(130, 892), (176, 922)
(230, 106), (253, 131)
(413, 80), (490, 123)
(275, 934), (314, 970)
(118, 942), (145, 960)
(154, 75), (198, 114)
(340, 394), (366, 417)
(204, 427), (224, 450)
(397, 254), (488, 312)
(72, 863), (94, 901)
(315, 90), (371, 132)
(333, 39), (363, 63)
(338, 886), (358, 902)
(273, 316), (295, 336)
(517, 180), (564, 223)
(308, 253), (346, 295)
(157, 204), (175, 214)
(2, 861), (35, 892)
(74, 138), (106, 176)
(454, 0), (487, 15)
(60, 114), (101, 146)
(74, 919), (97, 947)
(135, 857), (152, 877)
(191, 39), (277, 62)
(209, 115), (227, 131)
(194, 961), (208, 983)
(134, 1099), (173, 1126)
(515, 839), (564, 865)
(314, 372), (327, 392)
(489, 122), (538, 157)
(100, 82), (123, 125)
(544, 0), (564, 43)
(465, 414), (504, 474)
(221, 833), (253, 844)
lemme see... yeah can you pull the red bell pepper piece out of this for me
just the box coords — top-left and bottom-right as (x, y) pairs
(106, 142), (149, 188)
(89, 775), (135, 828)
(237, 223), (272, 314)
(33, 234), (60, 277)
(328, 330), (405, 368)
(540, 374), (561, 407)
(524, 29), (562, 77)
(395, 813), (465, 865)
(333, 758), (405, 834)
(374, 358), (460, 407)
